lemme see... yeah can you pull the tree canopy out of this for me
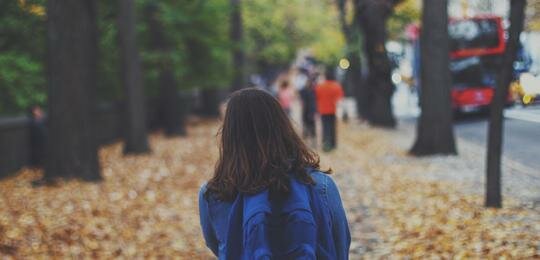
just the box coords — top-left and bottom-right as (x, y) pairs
(0, 0), (424, 116)
(0, 0), (46, 115)
(243, 0), (345, 67)
(0, 0), (350, 115)
(387, 0), (421, 40)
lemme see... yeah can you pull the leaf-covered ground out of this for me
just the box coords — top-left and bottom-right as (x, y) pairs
(324, 122), (540, 259)
(1, 119), (539, 259)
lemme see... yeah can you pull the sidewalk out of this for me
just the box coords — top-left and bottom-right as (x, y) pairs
(0, 119), (539, 258)
(505, 105), (540, 124)
(326, 120), (540, 258)
(0, 121), (220, 258)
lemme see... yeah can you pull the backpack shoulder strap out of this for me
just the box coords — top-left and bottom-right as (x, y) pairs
(225, 190), (273, 260)
(224, 194), (245, 260)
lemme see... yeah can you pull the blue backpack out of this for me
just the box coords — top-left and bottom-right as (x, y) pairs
(224, 178), (337, 260)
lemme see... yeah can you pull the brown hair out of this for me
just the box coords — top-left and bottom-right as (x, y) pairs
(280, 80), (289, 89)
(206, 88), (325, 201)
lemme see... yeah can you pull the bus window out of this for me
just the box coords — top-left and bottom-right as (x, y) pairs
(449, 17), (505, 58)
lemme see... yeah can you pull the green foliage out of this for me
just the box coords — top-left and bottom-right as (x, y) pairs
(70, 0), (232, 102)
(0, 52), (45, 115)
(527, 0), (540, 31)
(1, 0), (346, 114)
(244, 0), (344, 68)
(311, 22), (346, 66)
(388, 0), (421, 40)
(137, 0), (232, 91)
(97, 0), (122, 102)
(0, 0), (46, 115)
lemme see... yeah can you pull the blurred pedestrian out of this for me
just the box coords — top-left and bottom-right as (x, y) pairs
(293, 68), (308, 91)
(199, 88), (350, 259)
(299, 72), (318, 147)
(278, 80), (294, 116)
(315, 69), (344, 152)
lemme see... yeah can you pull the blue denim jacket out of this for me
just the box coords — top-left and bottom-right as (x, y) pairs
(199, 171), (351, 259)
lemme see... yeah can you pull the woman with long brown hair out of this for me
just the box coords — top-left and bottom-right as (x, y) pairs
(199, 88), (350, 259)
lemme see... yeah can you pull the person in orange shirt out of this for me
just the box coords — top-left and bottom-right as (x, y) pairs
(315, 69), (344, 151)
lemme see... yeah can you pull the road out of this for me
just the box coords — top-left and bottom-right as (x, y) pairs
(454, 106), (540, 170)
(390, 83), (539, 170)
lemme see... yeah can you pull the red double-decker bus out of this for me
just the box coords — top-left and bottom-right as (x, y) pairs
(448, 15), (511, 113)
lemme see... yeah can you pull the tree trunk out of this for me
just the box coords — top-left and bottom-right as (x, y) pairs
(145, 2), (186, 136)
(160, 72), (187, 136)
(345, 31), (366, 120)
(44, 0), (101, 181)
(118, 0), (150, 154)
(485, 0), (527, 208)
(410, 0), (456, 156)
(346, 50), (363, 97)
(338, 1), (369, 120)
(337, 0), (364, 106)
(230, 0), (246, 91)
(200, 89), (221, 117)
(358, 0), (396, 127)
